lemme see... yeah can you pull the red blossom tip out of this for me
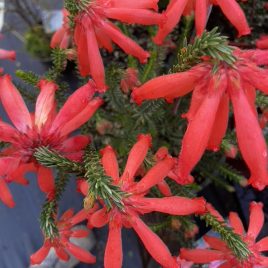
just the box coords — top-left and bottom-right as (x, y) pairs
(249, 201), (263, 211)
(139, 51), (150, 64)
(100, 145), (116, 156)
(174, 173), (194, 185)
(131, 88), (143, 105)
(137, 134), (152, 147)
(154, 147), (169, 161)
(192, 197), (207, 215)
(248, 177), (268, 191)
(0, 49), (16, 61)
(37, 79), (59, 91)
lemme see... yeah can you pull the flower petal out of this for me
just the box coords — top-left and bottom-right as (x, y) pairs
(216, 0), (250, 37)
(256, 237), (268, 252)
(229, 75), (268, 190)
(90, 208), (109, 228)
(203, 235), (227, 251)
(259, 257), (268, 267)
(70, 208), (97, 226)
(37, 166), (55, 199)
(84, 18), (107, 91)
(51, 27), (68, 49)
(131, 215), (176, 267)
(0, 75), (32, 132)
(95, 25), (113, 52)
(55, 247), (70, 262)
(207, 93), (229, 151)
(0, 179), (15, 208)
(30, 242), (51, 265)
(229, 212), (245, 235)
(71, 229), (90, 238)
(66, 242), (96, 263)
(60, 209), (75, 222)
(256, 35), (268, 49)
(35, 80), (58, 130)
(239, 64), (268, 94)
(121, 134), (152, 183)
(0, 49), (16, 60)
(104, 8), (164, 25)
(50, 81), (96, 134)
(132, 65), (205, 105)
(181, 79), (207, 121)
(74, 23), (91, 76)
(110, 0), (159, 11)
(60, 98), (103, 137)
(180, 248), (223, 263)
(141, 196), (206, 215)
(153, 0), (188, 44)
(61, 135), (91, 153)
(104, 221), (123, 268)
(0, 120), (19, 143)
(100, 145), (119, 181)
(132, 156), (175, 193)
(177, 75), (226, 182)
(195, 0), (209, 36)
(247, 202), (264, 240)
(157, 181), (172, 197)
(100, 21), (150, 64)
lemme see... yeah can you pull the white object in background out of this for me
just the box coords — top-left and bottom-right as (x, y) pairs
(41, 9), (63, 34)
(0, 0), (5, 31)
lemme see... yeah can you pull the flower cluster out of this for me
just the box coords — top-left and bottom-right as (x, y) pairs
(132, 48), (268, 189)
(181, 202), (268, 267)
(153, 0), (250, 44)
(73, 0), (164, 91)
(1, 0), (268, 267)
(30, 209), (96, 265)
(0, 75), (102, 206)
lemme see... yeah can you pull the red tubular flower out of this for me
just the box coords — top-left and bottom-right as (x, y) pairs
(74, 1), (163, 91)
(256, 35), (268, 49)
(153, 0), (250, 44)
(0, 157), (24, 208)
(177, 73), (226, 183)
(132, 48), (268, 190)
(88, 135), (207, 268)
(132, 65), (207, 105)
(180, 202), (268, 267)
(109, 0), (159, 11)
(30, 209), (96, 265)
(0, 49), (16, 61)
(50, 9), (71, 49)
(0, 75), (102, 201)
(228, 73), (268, 190)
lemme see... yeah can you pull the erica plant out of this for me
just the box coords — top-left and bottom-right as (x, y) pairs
(1, 0), (268, 267)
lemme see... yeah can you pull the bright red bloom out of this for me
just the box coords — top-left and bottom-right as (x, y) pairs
(30, 209), (96, 265)
(0, 49), (16, 61)
(50, 9), (71, 49)
(87, 134), (206, 268)
(256, 35), (268, 49)
(180, 202), (268, 268)
(153, 0), (250, 44)
(74, 0), (164, 91)
(0, 157), (30, 208)
(0, 75), (103, 201)
(132, 49), (268, 190)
